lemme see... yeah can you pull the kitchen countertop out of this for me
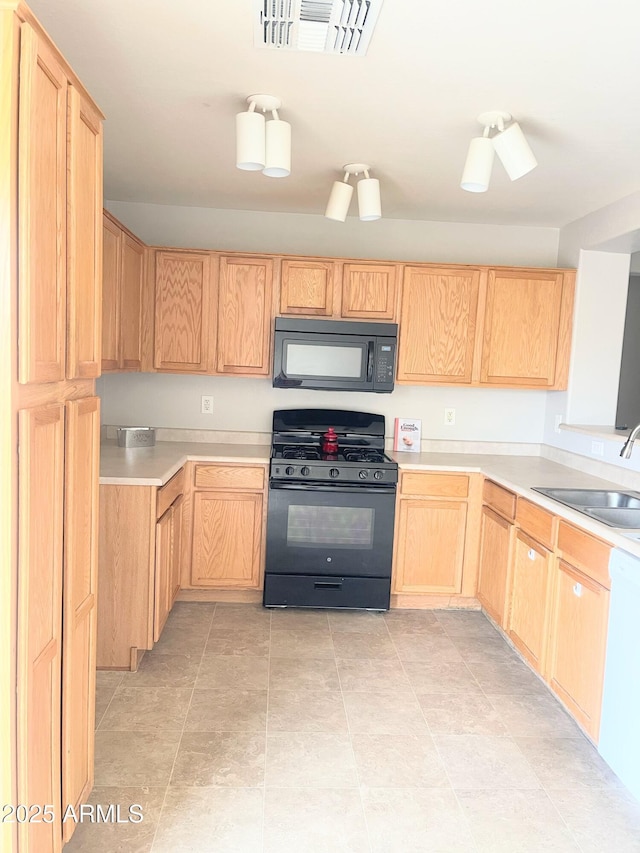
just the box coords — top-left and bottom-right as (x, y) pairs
(100, 441), (640, 558)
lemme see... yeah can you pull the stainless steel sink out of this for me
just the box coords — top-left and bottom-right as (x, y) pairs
(531, 487), (640, 528)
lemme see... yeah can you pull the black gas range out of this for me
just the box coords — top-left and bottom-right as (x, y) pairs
(264, 409), (398, 611)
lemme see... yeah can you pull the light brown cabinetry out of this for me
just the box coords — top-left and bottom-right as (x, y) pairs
(9, 8), (103, 851)
(190, 464), (266, 589)
(397, 266), (480, 383)
(508, 529), (554, 671)
(280, 258), (336, 316)
(154, 250), (213, 372)
(98, 468), (185, 669)
(547, 523), (611, 740)
(480, 268), (575, 388)
(101, 212), (145, 372)
(217, 256), (274, 375)
(477, 503), (514, 628)
(341, 263), (398, 319)
(392, 472), (481, 601)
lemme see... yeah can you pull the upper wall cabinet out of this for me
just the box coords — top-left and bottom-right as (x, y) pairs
(397, 266), (481, 384)
(480, 268), (575, 389)
(341, 263), (398, 320)
(217, 256), (273, 375)
(154, 250), (213, 372)
(101, 212), (145, 373)
(280, 258), (337, 316)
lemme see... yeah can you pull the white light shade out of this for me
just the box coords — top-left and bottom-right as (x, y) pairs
(325, 180), (353, 221)
(460, 136), (494, 193)
(492, 122), (537, 181)
(236, 110), (265, 171)
(263, 118), (291, 178)
(357, 177), (381, 221)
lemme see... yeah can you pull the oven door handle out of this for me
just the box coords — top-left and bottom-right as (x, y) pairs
(269, 481), (396, 495)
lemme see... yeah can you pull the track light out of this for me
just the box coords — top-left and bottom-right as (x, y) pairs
(461, 111), (537, 193)
(236, 94), (291, 177)
(325, 164), (382, 222)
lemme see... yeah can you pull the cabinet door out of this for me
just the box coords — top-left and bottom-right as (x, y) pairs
(397, 266), (480, 383)
(477, 506), (514, 627)
(66, 86), (103, 379)
(62, 397), (99, 842)
(101, 215), (121, 371)
(17, 404), (64, 853)
(191, 491), (263, 587)
(547, 561), (609, 740)
(342, 263), (398, 320)
(170, 495), (183, 606)
(154, 505), (173, 642)
(508, 531), (553, 670)
(217, 256), (273, 375)
(393, 499), (467, 594)
(280, 259), (334, 316)
(154, 251), (212, 372)
(18, 23), (68, 385)
(121, 234), (145, 370)
(480, 269), (566, 387)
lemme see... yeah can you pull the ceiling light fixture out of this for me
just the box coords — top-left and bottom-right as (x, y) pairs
(236, 94), (291, 177)
(325, 164), (381, 222)
(461, 111), (537, 193)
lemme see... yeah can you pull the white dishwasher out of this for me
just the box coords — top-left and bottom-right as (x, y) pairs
(598, 547), (640, 801)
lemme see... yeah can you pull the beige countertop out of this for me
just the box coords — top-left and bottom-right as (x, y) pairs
(100, 441), (640, 559)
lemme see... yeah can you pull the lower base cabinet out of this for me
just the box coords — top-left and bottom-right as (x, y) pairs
(477, 504), (514, 626)
(507, 530), (553, 671)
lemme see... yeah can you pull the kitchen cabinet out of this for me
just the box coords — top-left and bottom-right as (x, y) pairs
(189, 464), (266, 589)
(154, 250), (213, 372)
(480, 268), (575, 388)
(279, 258), (337, 316)
(217, 256), (274, 375)
(341, 263), (398, 319)
(392, 472), (481, 600)
(547, 522), (611, 740)
(476, 481), (516, 627)
(397, 266), (481, 384)
(101, 211), (145, 372)
(508, 529), (554, 671)
(98, 468), (185, 669)
(9, 8), (104, 850)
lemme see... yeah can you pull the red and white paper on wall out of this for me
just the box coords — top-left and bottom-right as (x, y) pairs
(393, 418), (422, 453)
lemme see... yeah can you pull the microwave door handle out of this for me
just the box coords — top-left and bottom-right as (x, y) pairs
(366, 341), (375, 382)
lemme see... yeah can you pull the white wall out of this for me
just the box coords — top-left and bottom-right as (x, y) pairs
(105, 200), (560, 266)
(99, 373), (547, 443)
(99, 200), (562, 443)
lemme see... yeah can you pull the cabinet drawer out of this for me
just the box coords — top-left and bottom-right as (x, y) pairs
(483, 480), (516, 519)
(516, 498), (556, 549)
(156, 467), (185, 519)
(194, 464), (265, 492)
(557, 521), (611, 589)
(400, 472), (469, 498)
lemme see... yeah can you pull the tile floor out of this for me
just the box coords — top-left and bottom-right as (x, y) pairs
(67, 603), (640, 852)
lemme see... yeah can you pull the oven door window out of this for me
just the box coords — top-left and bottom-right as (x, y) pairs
(287, 505), (374, 549)
(283, 340), (366, 381)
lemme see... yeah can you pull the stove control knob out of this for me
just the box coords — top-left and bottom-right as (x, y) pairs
(285, 466), (295, 476)
(373, 470), (384, 480)
(359, 470), (369, 479)
(329, 468), (340, 478)
(301, 466), (310, 476)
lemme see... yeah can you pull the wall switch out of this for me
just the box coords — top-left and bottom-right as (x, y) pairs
(201, 395), (214, 414)
(444, 408), (456, 425)
(554, 414), (563, 434)
(591, 440), (605, 457)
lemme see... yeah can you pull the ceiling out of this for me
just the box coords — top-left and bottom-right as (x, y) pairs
(29, 0), (640, 227)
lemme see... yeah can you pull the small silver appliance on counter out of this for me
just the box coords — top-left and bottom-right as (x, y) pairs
(116, 426), (156, 448)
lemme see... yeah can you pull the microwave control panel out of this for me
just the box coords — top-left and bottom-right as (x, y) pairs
(374, 340), (396, 391)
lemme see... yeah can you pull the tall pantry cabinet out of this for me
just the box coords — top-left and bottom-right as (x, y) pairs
(2, 4), (104, 852)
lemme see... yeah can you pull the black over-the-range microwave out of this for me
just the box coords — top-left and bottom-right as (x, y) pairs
(272, 318), (398, 393)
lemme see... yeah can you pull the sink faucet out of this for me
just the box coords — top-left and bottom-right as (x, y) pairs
(620, 423), (640, 458)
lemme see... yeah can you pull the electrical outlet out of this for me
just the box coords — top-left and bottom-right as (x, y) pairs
(201, 395), (214, 414)
(554, 414), (563, 434)
(444, 408), (456, 426)
(591, 440), (604, 457)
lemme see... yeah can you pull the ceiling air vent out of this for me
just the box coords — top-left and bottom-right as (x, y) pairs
(255, 0), (384, 55)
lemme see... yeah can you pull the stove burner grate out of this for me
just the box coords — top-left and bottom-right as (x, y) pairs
(282, 446), (322, 460)
(343, 449), (386, 463)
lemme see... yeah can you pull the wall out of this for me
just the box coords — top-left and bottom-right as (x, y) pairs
(98, 373), (547, 443)
(99, 200), (563, 443)
(615, 275), (640, 429)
